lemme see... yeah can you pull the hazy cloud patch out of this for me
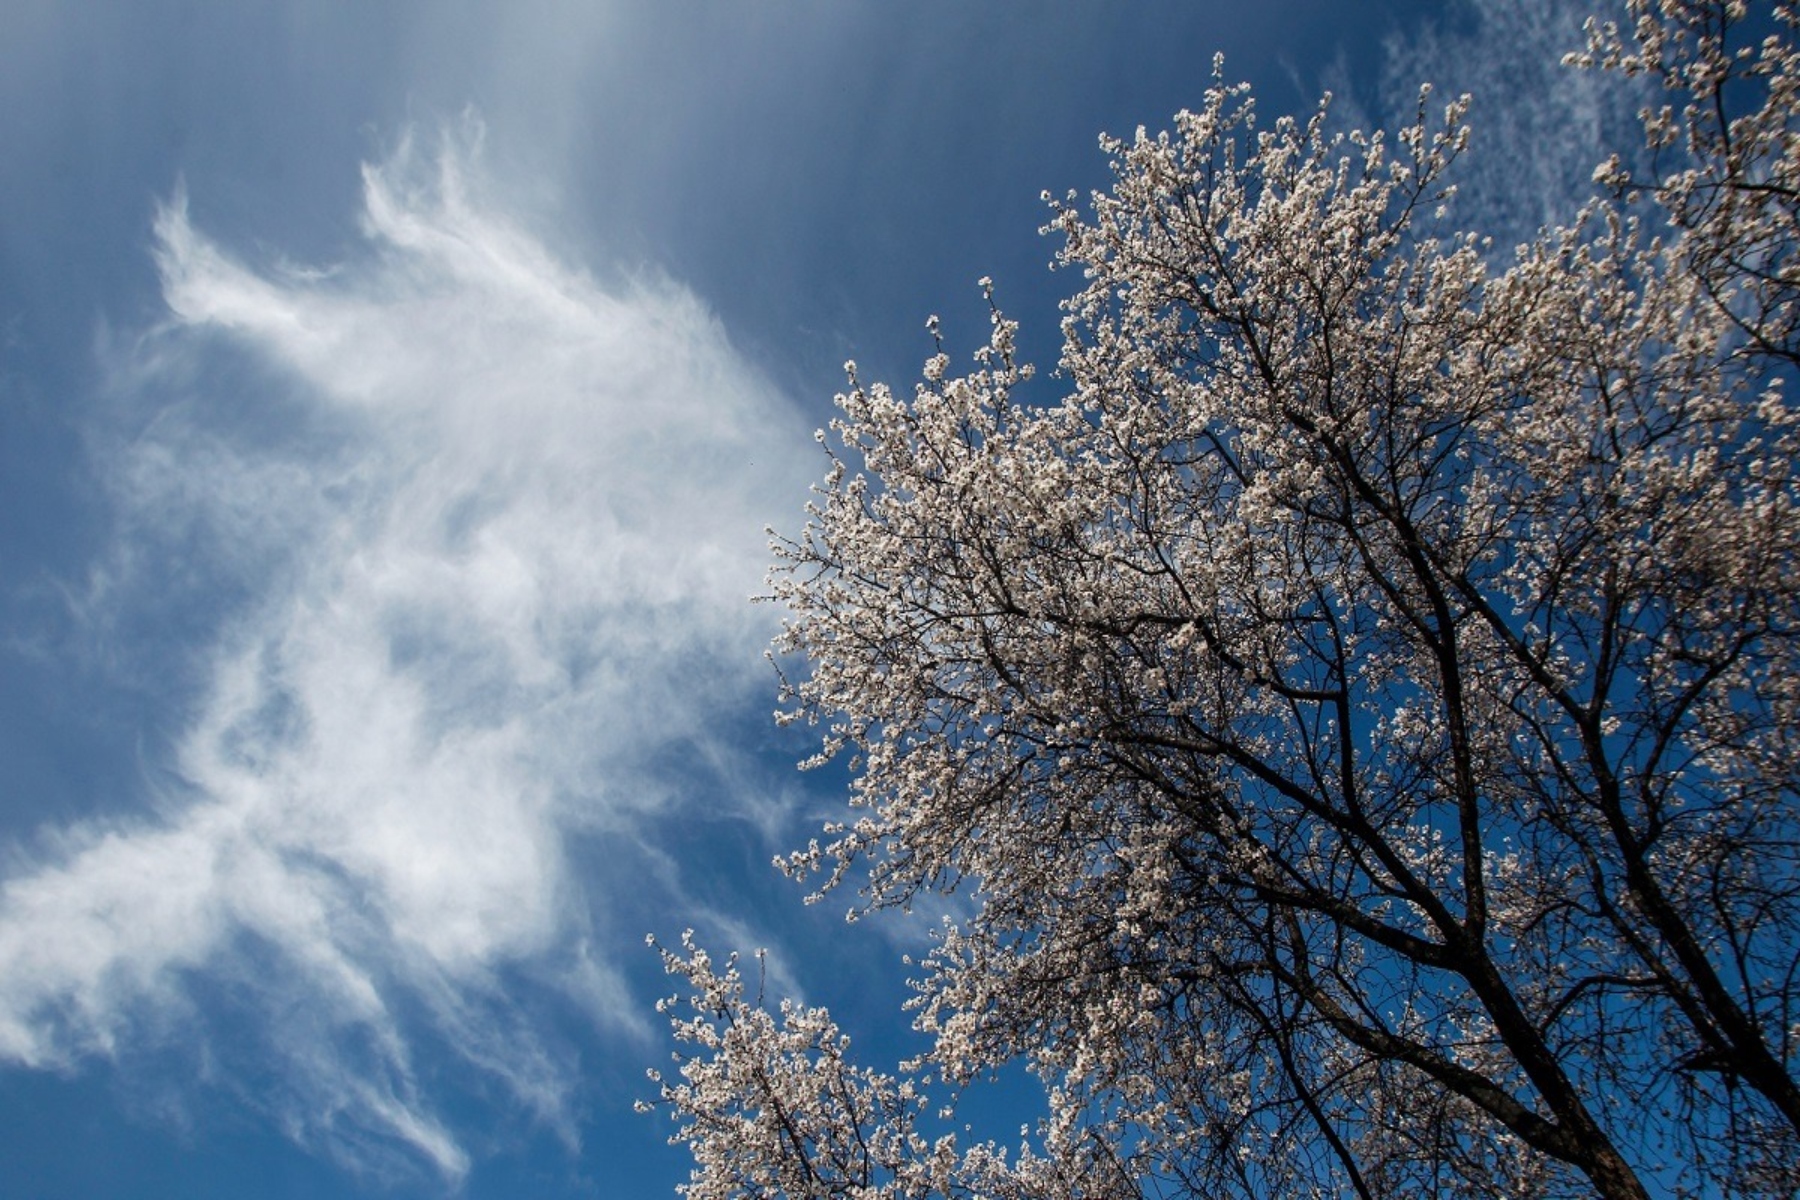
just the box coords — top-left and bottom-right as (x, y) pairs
(1326, 0), (1651, 252)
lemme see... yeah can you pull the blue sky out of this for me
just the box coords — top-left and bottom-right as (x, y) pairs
(0, 3), (1642, 1197)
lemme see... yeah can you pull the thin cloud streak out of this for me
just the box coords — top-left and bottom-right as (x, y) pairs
(0, 121), (810, 1180)
(1328, 0), (1650, 254)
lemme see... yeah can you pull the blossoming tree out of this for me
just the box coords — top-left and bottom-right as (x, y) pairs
(646, 3), (1800, 1197)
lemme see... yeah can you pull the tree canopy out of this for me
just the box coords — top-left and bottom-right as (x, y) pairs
(646, 3), (1800, 1197)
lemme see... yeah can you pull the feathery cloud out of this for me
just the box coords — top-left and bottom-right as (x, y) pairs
(0, 121), (809, 1181)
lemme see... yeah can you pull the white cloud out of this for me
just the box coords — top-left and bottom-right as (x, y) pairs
(1326, 0), (1652, 254)
(0, 121), (811, 1181)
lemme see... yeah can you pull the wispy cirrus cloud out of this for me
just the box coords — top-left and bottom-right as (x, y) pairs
(0, 120), (810, 1181)
(1328, 0), (1652, 253)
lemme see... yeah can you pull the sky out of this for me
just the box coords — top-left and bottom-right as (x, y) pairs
(0, 3), (1645, 1197)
